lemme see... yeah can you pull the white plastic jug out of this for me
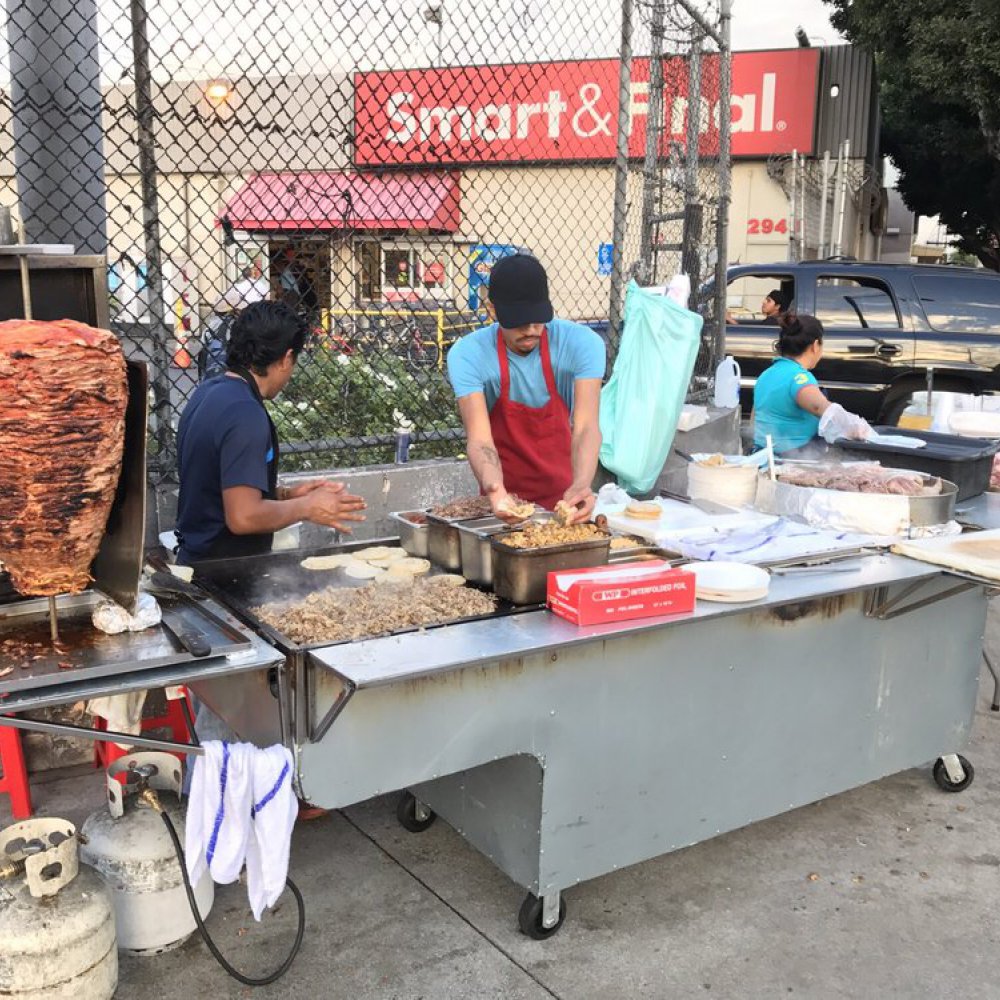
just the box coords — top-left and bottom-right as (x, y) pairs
(713, 355), (741, 409)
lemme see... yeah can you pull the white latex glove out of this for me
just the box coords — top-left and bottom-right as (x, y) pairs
(818, 403), (871, 444)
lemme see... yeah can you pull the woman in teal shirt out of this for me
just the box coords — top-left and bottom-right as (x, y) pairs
(752, 314), (833, 453)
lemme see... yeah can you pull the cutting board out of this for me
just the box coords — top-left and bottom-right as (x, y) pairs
(892, 529), (1000, 582)
(604, 500), (774, 544)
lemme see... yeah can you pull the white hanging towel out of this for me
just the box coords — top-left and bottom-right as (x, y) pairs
(186, 740), (297, 921)
(186, 741), (254, 887)
(245, 744), (297, 920)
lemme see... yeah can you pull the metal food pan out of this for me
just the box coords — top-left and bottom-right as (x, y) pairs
(388, 510), (430, 558)
(608, 544), (679, 565)
(457, 513), (553, 586)
(427, 511), (489, 570)
(757, 472), (957, 528)
(490, 529), (611, 605)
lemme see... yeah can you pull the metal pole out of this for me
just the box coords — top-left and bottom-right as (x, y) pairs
(5, 0), (109, 254)
(799, 157), (807, 257)
(0, 713), (205, 755)
(713, 0), (732, 369)
(834, 139), (850, 257)
(608, 0), (635, 348)
(638, 0), (666, 282)
(789, 151), (798, 262)
(130, 0), (175, 469)
(681, 27), (703, 287)
(817, 150), (831, 258)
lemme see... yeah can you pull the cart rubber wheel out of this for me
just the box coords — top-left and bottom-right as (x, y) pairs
(396, 791), (436, 833)
(933, 755), (975, 793)
(518, 893), (567, 940)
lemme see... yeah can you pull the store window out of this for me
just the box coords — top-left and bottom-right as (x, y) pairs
(815, 277), (900, 330)
(358, 242), (453, 301)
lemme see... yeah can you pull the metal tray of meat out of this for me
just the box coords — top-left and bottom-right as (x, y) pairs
(427, 511), (484, 571)
(388, 510), (430, 558)
(457, 513), (552, 586)
(756, 471), (957, 529)
(490, 527), (611, 605)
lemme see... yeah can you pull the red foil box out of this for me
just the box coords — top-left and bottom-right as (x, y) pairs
(546, 561), (696, 626)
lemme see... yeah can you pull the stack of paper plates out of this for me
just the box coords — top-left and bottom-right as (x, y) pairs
(685, 561), (770, 603)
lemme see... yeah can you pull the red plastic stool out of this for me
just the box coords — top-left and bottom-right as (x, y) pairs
(0, 719), (33, 820)
(93, 688), (193, 770)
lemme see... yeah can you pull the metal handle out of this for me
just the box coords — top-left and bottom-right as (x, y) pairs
(876, 343), (902, 358)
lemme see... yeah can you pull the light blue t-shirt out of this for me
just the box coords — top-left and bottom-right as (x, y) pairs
(753, 357), (822, 452)
(446, 319), (606, 413)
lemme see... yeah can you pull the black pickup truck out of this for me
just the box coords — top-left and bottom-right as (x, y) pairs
(722, 260), (1000, 424)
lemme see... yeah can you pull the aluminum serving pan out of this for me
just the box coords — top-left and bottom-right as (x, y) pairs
(457, 513), (553, 586)
(426, 511), (476, 570)
(388, 510), (430, 558)
(490, 526), (611, 605)
(756, 471), (957, 532)
(456, 516), (507, 586)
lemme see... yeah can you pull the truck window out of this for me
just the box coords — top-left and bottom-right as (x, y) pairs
(815, 277), (901, 329)
(913, 274), (1000, 333)
(725, 274), (794, 323)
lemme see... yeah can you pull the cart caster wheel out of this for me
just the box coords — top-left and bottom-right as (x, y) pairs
(518, 893), (566, 940)
(396, 791), (436, 832)
(933, 755), (975, 793)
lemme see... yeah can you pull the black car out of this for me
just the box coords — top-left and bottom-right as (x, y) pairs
(721, 260), (1000, 424)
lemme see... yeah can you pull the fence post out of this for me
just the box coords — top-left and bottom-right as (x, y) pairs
(129, 0), (175, 472)
(607, 0), (635, 349)
(436, 307), (445, 370)
(714, 0), (733, 370)
(638, 0), (665, 283)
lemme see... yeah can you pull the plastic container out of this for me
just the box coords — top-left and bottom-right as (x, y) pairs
(713, 356), (741, 409)
(686, 461), (758, 507)
(836, 427), (1000, 501)
(949, 411), (1000, 440)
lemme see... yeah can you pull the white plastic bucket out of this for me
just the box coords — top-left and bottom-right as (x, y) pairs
(687, 461), (758, 507)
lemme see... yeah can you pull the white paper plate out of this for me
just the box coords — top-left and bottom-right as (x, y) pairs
(685, 561), (770, 602)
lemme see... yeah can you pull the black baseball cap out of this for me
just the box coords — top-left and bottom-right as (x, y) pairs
(488, 254), (554, 328)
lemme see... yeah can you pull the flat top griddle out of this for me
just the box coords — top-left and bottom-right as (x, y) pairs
(0, 590), (253, 695)
(194, 541), (543, 654)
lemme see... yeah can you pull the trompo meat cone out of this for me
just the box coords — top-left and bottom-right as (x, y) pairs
(0, 319), (128, 596)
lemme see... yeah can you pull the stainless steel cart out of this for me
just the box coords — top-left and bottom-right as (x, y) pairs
(195, 550), (987, 938)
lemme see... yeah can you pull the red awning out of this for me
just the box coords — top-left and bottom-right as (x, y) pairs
(222, 171), (461, 232)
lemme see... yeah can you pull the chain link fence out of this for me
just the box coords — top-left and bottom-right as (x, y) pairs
(0, 0), (729, 480)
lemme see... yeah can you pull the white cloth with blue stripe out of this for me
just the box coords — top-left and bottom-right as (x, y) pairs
(185, 740), (297, 921)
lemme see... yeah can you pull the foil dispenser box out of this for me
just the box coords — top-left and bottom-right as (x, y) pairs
(546, 561), (696, 626)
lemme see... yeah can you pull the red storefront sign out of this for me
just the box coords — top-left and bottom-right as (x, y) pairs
(354, 48), (820, 166)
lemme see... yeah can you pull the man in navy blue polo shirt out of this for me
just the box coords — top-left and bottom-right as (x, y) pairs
(175, 301), (365, 564)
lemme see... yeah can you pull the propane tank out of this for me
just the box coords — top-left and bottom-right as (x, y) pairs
(0, 817), (117, 999)
(81, 751), (214, 955)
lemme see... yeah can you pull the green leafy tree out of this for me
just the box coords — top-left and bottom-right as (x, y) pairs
(268, 346), (461, 471)
(824, 0), (1000, 269)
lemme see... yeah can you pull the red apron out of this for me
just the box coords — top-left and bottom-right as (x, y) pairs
(489, 328), (574, 510)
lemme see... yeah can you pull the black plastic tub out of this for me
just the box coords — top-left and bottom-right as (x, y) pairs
(835, 427), (1000, 501)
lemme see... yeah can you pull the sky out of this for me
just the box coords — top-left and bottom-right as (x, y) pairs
(0, 0), (845, 86)
(731, 0), (841, 50)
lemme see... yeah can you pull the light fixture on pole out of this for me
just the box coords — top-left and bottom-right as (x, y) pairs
(422, 3), (444, 65)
